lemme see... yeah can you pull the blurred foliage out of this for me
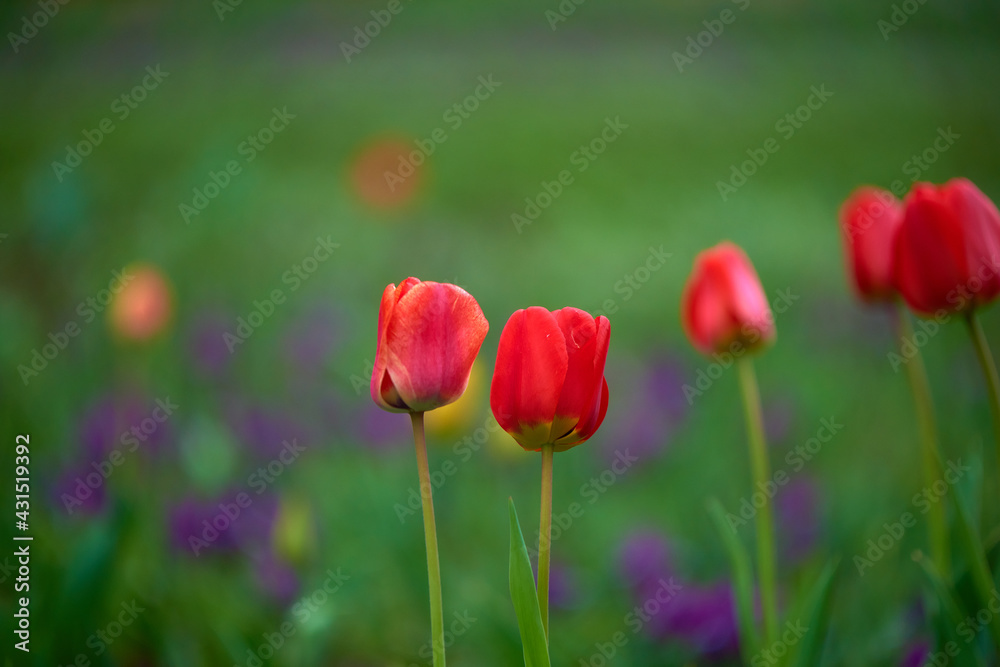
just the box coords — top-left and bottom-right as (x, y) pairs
(1, 0), (1000, 665)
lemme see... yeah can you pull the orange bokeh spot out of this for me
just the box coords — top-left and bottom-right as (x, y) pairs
(109, 264), (173, 341)
(349, 136), (423, 210)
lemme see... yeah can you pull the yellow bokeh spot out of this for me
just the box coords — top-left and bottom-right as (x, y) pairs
(425, 362), (485, 441)
(486, 426), (531, 462)
(272, 495), (315, 564)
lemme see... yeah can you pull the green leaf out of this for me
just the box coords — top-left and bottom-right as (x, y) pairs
(508, 498), (551, 667)
(951, 485), (1000, 649)
(787, 558), (839, 667)
(913, 551), (986, 667)
(707, 497), (760, 662)
(53, 501), (131, 664)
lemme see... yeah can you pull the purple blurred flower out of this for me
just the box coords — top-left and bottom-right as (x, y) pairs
(225, 399), (308, 460)
(78, 395), (144, 461)
(77, 392), (174, 463)
(231, 494), (280, 550)
(900, 640), (930, 667)
(775, 477), (822, 566)
(532, 562), (579, 610)
(78, 397), (123, 459)
(252, 551), (300, 606)
(618, 528), (739, 661)
(55, 392), (177, 517)
(357, 402), (410, 451)
(187, 308), (234, 378)
(309, 388), (344, 436)
(618, 529), (675, 590)
(282, 305), (341, 376)
(548, 564), (578, 609)
(643, 580), (740, 660)
(602, 354), (689, 463)
(764, 396), (796, 444)
(169, 497), (242, 555)
(169, 493), (300, 604)
(52, 465), (107, 516)
(644, 354), (691, 423)
(169, 492), (280, 554)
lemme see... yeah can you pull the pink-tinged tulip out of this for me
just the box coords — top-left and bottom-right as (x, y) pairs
(681, 242), (775, 356)
(109, 264), (173, 341)
(371, 278), (488, 413)
(490, 307), (610, 452)
(894, 178), (1000, 315)
(839, 187), (903, 302)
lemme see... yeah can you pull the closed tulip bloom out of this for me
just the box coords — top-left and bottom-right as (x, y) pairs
(839, 187), (902, 302)
(894, 179), (1000, 315)
(371, 278), (489, 413)
(373, 278), (488, 665)
(681, 242), (775, 356)
(490, 307), (610, 452)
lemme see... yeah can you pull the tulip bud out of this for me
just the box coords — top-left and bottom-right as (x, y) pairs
(839, 187), (902, 302)
(370, 278), (489, 413)
(894, 178), (1000, 315)
(490, 307), (610, 452)
(681, 242), (775, 356)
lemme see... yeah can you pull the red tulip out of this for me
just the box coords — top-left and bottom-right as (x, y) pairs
(681, 242), (775, 356)
(894, 178), (1000, 315)
(371, 278), (489, 413)
(839, 187), (902, 302)
(490, 307), (610, 452)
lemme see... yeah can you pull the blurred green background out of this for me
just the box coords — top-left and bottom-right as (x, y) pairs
(2, 0), (1000, 665)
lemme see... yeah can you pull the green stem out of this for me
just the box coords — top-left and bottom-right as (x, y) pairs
(538, 442), (554, 642)
(966, 311), (1000, 487)
(897, 305), (950, 576)
(736, 358), (779, 647)
(411, 411), (445, 667)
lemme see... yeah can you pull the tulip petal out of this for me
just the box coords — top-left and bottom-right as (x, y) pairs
(371, 282), (404, 411)
(682, 263), (729, 355)
(383, 281), (488, 412)
(947, 179), (1000, 306)
(551, 309), (610, 440)
(895, 184), (968, 314)
(554, 377), (609, 452)
(681, 243), (774, 355)
(490, 307), (569, 448)
(839, 187), (901, 301)
(720, 247), (773, 340)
